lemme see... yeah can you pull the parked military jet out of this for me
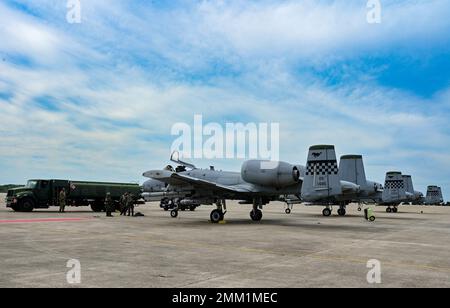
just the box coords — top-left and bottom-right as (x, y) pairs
(299, 145), (362, 217)
(424, 185), (444, 205)
(280, 147), (383, 217)
(143, 152), (304, 223)
(379, 171), (408, 213)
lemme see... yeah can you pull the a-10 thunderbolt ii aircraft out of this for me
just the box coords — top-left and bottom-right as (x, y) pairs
(424, 185), (444, 205)
(379, 172), (424, 212)
(283, 146), (383, 217)
(144, 145), (384, 220)
(143, 152), (304, 223)
(379, 171), (408, 213)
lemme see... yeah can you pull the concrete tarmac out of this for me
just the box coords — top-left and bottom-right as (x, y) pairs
(1, 193), (450, 288)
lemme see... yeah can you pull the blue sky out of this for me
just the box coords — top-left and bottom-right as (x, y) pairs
(0, 0), (449, 199)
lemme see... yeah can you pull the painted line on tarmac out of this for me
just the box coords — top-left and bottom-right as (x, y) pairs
(0, 217), (93, 224)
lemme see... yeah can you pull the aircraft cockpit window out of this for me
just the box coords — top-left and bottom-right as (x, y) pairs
(176, 166), (186, 173)
(164, 165), (174, 172)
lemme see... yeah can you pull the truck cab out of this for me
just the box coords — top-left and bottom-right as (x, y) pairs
(6, 179), (63, 212)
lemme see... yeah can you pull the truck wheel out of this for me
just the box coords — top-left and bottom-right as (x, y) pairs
(11, 204), (21, 212)
(20, 199), (35, 212)
(91, 203), (105, 212)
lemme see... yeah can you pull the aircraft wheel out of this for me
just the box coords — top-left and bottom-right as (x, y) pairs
(210, 209), (223, 223)
(386, 207), (392, 213)
(357, 207), (362, 212)
(285, 208), (291, 214)
(190, 206), (196, 211)
(250, 209), (263, 221)
(163, 206), (169, 211)
(337, 208), (346, 216)
(322, 208), (332, 217)
(170, 210), (178, 218)
(393, 207), (398, 213)
(369, 216), (376, 222)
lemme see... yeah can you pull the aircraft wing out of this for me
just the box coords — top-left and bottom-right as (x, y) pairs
(143, 170), (255, 193)
(170, 173), (255, 193)
(142, 170), (187, 186)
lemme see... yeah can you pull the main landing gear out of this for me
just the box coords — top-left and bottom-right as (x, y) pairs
(386, 206), (398, 213)
(250, 198), (263, 222)
(322, 207), (332, 217)
(337, 204), (347, 216)
(322, 204), (347, 217)
(210, 199), (227, 223)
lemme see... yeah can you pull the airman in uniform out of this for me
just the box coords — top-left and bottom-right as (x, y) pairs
(126, 192), (135, 217)
(120, 192), (129, 216)
(105, 192), (114, 217)
(59, 188), (66, 213)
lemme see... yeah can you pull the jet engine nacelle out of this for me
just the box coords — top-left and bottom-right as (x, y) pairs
(241, 160), (300, 188)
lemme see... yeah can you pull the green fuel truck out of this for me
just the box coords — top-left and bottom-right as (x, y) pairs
(6, 179), (142, 212)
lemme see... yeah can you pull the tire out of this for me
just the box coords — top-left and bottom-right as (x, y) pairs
(20, 198), (35, 212)
(210, 209), (223, 223)
(337, 208), (346, 216)
(190, 206), (196, 211)
(386, 207), (392, 213)
(170, 210), (178, 218)
(285, 208), (291, 214)
(250, 209), (263, 221)
(369, 216), (376, 222)
(393, 207), (398, 213)
(163, 206), (169, 211)
(11, 204), (21, 212)
(322, 208), (332, 217)
(357, 208), (362, 212)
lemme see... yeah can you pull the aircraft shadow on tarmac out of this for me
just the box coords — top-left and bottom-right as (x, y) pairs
(172, 217), (398, 232)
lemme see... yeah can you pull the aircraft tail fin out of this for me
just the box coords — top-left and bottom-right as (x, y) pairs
(338, 155), (368, 187)
(301, 145), (341, 201)
(426, 185), (444, 204)
(402, 175), (414, 194)
(382, 171), (406, 203)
